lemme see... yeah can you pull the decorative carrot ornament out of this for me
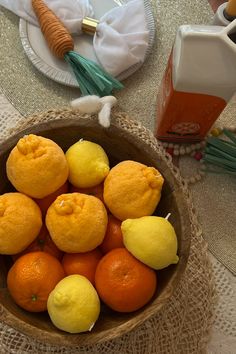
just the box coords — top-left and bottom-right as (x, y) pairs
(31, 0), (123, 96)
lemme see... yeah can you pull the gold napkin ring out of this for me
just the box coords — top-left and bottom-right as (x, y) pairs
(82, 17), (99, 35)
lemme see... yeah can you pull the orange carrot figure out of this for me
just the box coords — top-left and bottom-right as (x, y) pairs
(31, 0), (123, 96)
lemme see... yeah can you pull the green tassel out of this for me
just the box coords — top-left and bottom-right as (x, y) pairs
(64, 51), (124, 96)
(203, 129), (236, 175)
(223, 128), (236, 144)
(205, 145), (236, 162)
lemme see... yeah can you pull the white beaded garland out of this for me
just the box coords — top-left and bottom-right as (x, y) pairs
(185, 146), (191, 154)
(161, 125), (235, 184)
(173, 149), (179, 156)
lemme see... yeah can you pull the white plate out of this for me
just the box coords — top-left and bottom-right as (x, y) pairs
(19, 0), (155, 88)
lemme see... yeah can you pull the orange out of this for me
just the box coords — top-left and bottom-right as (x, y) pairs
(35, 182), (69, 217)
(103, 160), (164, 220)
(62, 249), (103, 285)
(100, 215), (124, 254)
(7, 251), (65, 312)
(69, 183), (104, 203)
(95, 248), (157, 312)
(12, 224), (63, 261)
(46, 193), (108, 253)
(6, 134), (69, 198)
(0, 192), (42, 255)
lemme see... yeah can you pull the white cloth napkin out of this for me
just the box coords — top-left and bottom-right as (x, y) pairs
(0, 0), (94, 34)
(94, 0), (149, 76)
(0, 0), (150, 77)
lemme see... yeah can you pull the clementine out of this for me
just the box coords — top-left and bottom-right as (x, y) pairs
(69, 183), (104, 203)
(62, 249), (102, 285)
(100, 215), (124, 254)
(95, 248), (157, 312)
(7, 252), (65, 312)
(35, 182), (69, 217)
(12, 224), (63, 261)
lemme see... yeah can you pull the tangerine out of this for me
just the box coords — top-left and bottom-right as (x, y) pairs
(35, 182), (69, 217)
(12, 224), (63, 261)
(95, 248), (157, 312)
(69, 183), (104, 203)
(62, 249), (102, 285)
(100, 215), (124, 254)
(7, 251), (65, 312)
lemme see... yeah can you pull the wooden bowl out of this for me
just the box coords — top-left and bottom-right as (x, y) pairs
(0, 114), (191, 347)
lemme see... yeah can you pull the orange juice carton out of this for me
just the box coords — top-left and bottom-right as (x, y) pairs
(155, 20), (236, 142)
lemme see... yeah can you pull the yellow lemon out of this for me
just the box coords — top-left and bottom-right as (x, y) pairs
(0, 193), (42, 254)
(65, 140), (110, 188)
(6, 134), (69, 198)
(103, 160), (164, 220)
(121, 216), (179, 270)
(46, 193), (108, 253)
(47, 275), (100, 333)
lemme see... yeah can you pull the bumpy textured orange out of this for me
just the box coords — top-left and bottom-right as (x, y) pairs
(6, 134), (69, 198)
(7, 251), (65, 312)
(103, 160), (164, 220)
(46, 193), (108, 253)
(0, 193), (42, 255)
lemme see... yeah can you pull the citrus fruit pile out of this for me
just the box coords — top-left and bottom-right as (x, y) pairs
(0, 134), (179, 334)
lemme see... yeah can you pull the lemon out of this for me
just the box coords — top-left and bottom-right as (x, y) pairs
(121, 216), (179, 270)
(47, 275), (100, 333)
(65, 140), (110, 188)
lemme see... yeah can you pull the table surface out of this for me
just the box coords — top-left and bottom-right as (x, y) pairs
(0, 1), (235, 353)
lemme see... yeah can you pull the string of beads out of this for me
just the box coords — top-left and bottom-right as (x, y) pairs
(161, 126), (236, 184)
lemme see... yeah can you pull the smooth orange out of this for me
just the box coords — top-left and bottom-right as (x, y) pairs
(69, 183), (104, 203)
(7, 252), (65, 312)
(35, 182), (69, 217)
(100, 215), (124, 254)
(12, 224), (63, 261)
(95, 248), (157, 312)
(62, 249), (102, 285)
